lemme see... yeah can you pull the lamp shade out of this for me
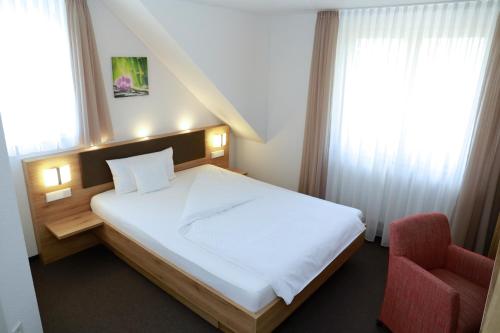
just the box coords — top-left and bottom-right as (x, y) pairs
(59, 165), (71, 184)
(212, 133), (227, 148)
(212, 134), (222, 148)
(43, 165), (71, 187)
(43, 168), (59, 187)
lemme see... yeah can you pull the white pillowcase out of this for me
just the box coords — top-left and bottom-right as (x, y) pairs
(131, 158), (170, 194)
(106, 158), (136, 194)
(106, 147), (175, 195)
(163, 147), (175, 180)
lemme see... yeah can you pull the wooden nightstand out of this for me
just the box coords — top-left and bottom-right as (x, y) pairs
(45, 211), (104, 240)
(227, 167), (248, 176)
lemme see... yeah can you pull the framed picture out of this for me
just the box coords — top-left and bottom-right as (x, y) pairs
(111, 57), (149, 98)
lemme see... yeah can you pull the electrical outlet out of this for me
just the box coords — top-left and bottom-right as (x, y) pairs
(11, 321), (22, 333)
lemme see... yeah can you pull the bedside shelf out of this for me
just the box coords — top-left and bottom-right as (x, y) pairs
(45, 211), (104, 240)
(227, 167), (248, 176)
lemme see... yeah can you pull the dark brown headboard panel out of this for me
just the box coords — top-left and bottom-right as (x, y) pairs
(80, 130), (205, 188)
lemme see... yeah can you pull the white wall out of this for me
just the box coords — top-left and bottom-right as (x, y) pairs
(137, 0), (316, 190)
(14, 1), (316, 254)
(235, 13), (316, 190)
(14, 0), (222, 256)
(141, 0), (269, 140)
(88, 0), (220, 140)
(0, 115), (43, 333)
(91, 0), (316, 191)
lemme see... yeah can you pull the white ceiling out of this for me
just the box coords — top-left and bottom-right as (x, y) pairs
(186, 0), (454, 12)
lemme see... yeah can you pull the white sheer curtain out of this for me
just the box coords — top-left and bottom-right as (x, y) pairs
(0, 0), (79, 156)
(326, 0), (500, 246)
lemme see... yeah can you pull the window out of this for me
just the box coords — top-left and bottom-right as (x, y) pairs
(327, 1), (500, 245)
(340, 36), (485, 180)
(0, 0), (79, 156)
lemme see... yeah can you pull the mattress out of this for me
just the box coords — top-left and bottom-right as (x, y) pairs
(91, 165), (276, 312)
(91, 165), (363, 312)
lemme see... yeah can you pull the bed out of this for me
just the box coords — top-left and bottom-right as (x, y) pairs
(23, 125), (366, 332)
(91, 164), (365, 314)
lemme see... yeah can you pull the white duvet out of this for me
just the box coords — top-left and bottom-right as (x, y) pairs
(179, 166), (365, 305)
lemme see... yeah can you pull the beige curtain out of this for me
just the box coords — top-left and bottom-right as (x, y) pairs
(481, 243), (500, 332)
(489, 215), (500, 258)
(452, 15), (500, 253)
(299, 11), (339, 198)
(66, 0), (113, 145)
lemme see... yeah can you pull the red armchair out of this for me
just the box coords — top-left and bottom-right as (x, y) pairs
(379, 213), (494, 333)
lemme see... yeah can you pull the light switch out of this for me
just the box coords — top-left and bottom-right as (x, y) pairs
(46, 188), (72, 203)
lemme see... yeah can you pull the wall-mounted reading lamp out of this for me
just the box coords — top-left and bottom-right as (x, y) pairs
(43, 165), (72, 202)
(211, 133), (227, 159)
(43, 165), (71, 187)
(211, 133), (227, 148)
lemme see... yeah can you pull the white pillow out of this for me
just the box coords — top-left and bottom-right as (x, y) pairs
(164, 147), (175, 180)
(106, 147), (175, 195)
(131, 158), (170, 194)
(106, 158), (136, 194)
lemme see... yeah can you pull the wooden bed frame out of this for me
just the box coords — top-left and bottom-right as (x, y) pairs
(23, 124), (364, 332)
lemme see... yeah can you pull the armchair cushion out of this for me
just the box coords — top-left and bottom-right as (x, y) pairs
(445, 244), (494, 289)
(380, 256), (460, 333)
(390, 213), (451, 270)
(430, 269), (489, 333)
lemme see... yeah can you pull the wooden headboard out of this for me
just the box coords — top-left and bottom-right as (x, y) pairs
(23, 124), (230, 263)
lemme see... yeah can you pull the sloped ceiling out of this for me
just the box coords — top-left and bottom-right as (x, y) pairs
(101, 0), (263, 143)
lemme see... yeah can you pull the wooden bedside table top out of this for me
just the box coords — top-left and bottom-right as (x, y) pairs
(45, 211), (104, 240)
(227, 167), (248, 175)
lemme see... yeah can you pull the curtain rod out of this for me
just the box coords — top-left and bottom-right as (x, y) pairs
(331, 0), (496, 11)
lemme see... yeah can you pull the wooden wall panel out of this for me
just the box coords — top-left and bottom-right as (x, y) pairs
(23, 124), (229, 263)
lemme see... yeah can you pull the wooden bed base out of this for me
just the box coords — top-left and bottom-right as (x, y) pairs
(94, 223), (365, 333)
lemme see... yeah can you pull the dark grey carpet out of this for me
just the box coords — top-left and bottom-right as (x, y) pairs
(30, 241), (390, 333)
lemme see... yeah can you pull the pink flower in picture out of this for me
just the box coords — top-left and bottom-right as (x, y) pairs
(115, 75), (132, 92)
